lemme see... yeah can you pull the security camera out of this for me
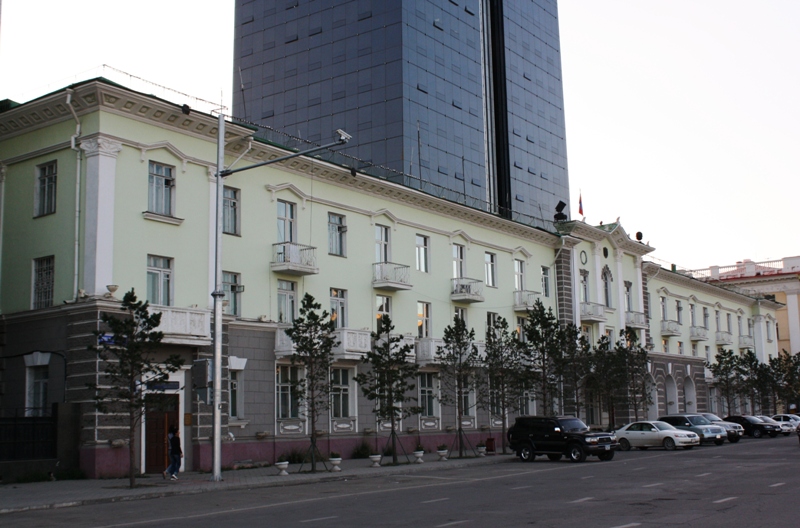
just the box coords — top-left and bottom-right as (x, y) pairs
(335, 129), (352, 143)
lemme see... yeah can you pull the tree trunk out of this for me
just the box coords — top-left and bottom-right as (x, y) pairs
(128, 399), (136, 489)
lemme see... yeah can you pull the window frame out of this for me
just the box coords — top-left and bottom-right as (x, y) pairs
(276, 365), (300, 419)
(222, 271), (242, 316)
(514, 259), (525, 291)
(277, 199), (296, 243)
(376, 294), (391, 324)
(222, 186), (240, 235)
(277, 280), (296, 323)
(375, 224), (390, 263)
(330, 367), (353, 419)
(452, 243), (466, 278)
(541, 266), (550, 298)
(32, 255), (55, 310)
(330, 288), (347, 328)
(147, 161), (175, 216)
(484, 252), (497, 287)
(415, 234), (430, 273)
(419, 372), (437, 417)
(26, 365), (49, 417)
(146, 254), (173, 306)
(328, 213), (346, 256)
(35, 161), (57, 217)
(418, 301), (431, 338)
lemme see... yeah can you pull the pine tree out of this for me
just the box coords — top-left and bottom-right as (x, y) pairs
(519, 300), (561, 415)
(706, 348), (740, 415)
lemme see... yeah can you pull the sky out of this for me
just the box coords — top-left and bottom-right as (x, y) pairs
(1, 0), (797, 271)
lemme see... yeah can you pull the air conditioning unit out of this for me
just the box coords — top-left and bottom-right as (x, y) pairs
(339, 225), (348, 233)
(232, 285), (245, 293)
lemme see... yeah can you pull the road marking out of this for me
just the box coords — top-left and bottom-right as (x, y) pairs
(632, 467), (646, 471)
(300, 516), (338, 523)
(422, 498), (450, 504)
(402, 475), (462, 480)
(713, 456), (722, 459)
(435, 522), (469, 527)
(713, 497), (737, 504)
(610, 524), (641, 528)
(511, 485), (533, 490)
(769, 483), (785, 488)
(696, 473), (711, 477)
(570, 497), (594, 503)
(642, 483), (663, 488)
(581, 475), (595, 479)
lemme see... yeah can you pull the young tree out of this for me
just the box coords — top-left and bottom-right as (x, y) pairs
(738, 350), (773, 414)
(519, 300), (561, 415)
(770, 350), (800, 412)
(284, 293), (338, 472)
(616, 328), (652, 421)
(354, 315), (421, 465)
(436, 315), (483, 457)
(706, 348), (740, 415)
(585, 335), (626, 428)
(553, 324), (591, 419)
(88, 288), (184, 489)
(478, 316), (525, 454)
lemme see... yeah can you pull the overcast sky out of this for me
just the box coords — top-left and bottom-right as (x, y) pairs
(1, 0), (797, 270)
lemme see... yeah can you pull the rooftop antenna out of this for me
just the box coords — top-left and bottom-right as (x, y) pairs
(238, 67), (248, 121)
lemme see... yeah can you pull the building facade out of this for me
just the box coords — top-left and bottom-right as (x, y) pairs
(0, 79), (778, 477)
(233, 0), (571, 226)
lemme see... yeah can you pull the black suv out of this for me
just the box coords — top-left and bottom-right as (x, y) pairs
(507, 416), (618, 463)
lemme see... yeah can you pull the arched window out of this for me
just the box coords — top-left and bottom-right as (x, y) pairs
(601, 266), (613, 308)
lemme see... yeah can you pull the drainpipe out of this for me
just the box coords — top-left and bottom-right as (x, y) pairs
(65, 89), (82, 302)
(0, 163), (6, 309)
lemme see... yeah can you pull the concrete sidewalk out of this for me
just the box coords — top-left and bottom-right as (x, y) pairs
(0, 453), (514, 515)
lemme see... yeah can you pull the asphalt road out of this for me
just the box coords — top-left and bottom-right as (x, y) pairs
(6, 435), (799, 527)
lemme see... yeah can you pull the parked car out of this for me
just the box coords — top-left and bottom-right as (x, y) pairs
(658, 414), (726, 445)
(772, 414), (800, 432)
(615, 421), (700, 451)
(757, 416), (792, 436)
(700, 413), (745, 442)
(507, 416), (618, 463)
(722, 415), (780, 438)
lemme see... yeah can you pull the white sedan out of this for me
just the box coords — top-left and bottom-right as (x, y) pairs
(616, 421), (700, 451)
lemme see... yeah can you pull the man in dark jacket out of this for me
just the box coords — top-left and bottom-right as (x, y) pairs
(163, 426), (183, 480)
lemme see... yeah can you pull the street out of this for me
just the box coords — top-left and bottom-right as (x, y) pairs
(5, 435), (799, 527)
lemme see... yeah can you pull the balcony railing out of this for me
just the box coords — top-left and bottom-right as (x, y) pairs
(660, 320), (681, 336)
(580, 302), (607, 322)
(625, 311), (647, 328)
(372, 262), (412, 290)
(270, 242), (319, 275)
(331, 328), (371, 360)
(450, 277), (484, 303)
(151, 306), (211, 344)
(738, 335), (755, 349)
(690, 326), (709, 341)
(274, 326), (295, 359)
(513, 290), (541, 311)
(416, 337), (444, 365)
(716, 331), (733, 346)
(374, 334), (417, 361)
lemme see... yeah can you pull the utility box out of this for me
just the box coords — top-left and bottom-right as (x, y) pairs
(192, 358), (212, 388)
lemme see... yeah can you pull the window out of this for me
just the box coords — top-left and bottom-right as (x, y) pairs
(417, 301), (431, 338)
(230, 370), (241, 419)
(514, 259), (525, 290)
(452, 244), (465, 278)
(767, 321), (773, 341)
(662, 339), (669, 354)
(541, 266), (550, 297)
(645, 292), (651, 319)
(223, 186), (239, 235)
(660, 297), (667, 321)
(624, 281), (632, 311)
(375, 225), (390, 263)
(777, 323), (781, 340)
(148, 161), (174, 216)
(715, 310), (720, 331)
(228, 356), (247, 420)
(330, 288), (347, 328)
(602, 268), (612, 308)
(36, 161), (57, 217)
(328, 213), (346, 256)
(32, 256), (55, 309)
(277, 199), (295, 244)
(748, 318), (754, 337)
(376, 295), (391, 323)
(460, 388), (474, 416)
(678, 341), (684, 355)
(690, 304), (696, 326)
(277, 280), (296, 323)
(676, 301), (683, 324)
(419, 373), (437, 417)
(579, 270), (589, 303)
(484, 252), (497, 287)
(726, 313), (732, 332)
(517, 317), (526, 342)
(454, 306), (467, 326)
(26, 365), (49, 417)
(705, 346), (711, 362)
(147, 255), (172, 306)
(276, 365), (300, 419)
(703, 307), (709, 329)
(331, 368), (351, 418)
(416, 235), (429, 272)
(222, 271), (242, 316)
(691, 343), (698, 357)
(486, 311), (498, 333)
(489, 375), (502, 416)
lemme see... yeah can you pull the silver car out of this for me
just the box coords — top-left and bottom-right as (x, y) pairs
(658, 414), (726, 445)
(758, 416), (792, 436)
(701, 412), (745, 443)
(616, 421), (700, 451)
(772, 414), (800, 432)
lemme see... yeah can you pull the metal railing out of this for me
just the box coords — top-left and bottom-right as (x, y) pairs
(451, 277), (484, 297)
(272, 242), (317, 267)
(372, 262), (411, 285)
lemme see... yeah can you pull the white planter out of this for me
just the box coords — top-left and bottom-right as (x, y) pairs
(368, 454), (382, 467)
(477, 446), (487, 456)
(413, 450), (424, 464)
(275, 461), (289, 476)
(436, 449), (448, 461)
(329, 458), (342, 472)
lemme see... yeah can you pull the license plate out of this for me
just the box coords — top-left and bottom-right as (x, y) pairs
(605, 445), (610, 450)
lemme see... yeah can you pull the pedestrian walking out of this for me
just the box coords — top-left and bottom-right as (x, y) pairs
(163, 426), (183, 480)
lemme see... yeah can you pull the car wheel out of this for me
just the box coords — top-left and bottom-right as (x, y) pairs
(769, 431), (778, 438)
(682, 446), (694, 450)
(636, 446), (648, 450)
(619, 438), (631, 451)
(568, 444), (586, 463)
(519, 444), (535, 462)
(598, 450), (614, 461)
(547, 454), (561, 461)
(663, 437), (676, 451)
(752, 429), (763, 438)
(728, 436), (740, 443)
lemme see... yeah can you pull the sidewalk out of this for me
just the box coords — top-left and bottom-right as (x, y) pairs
(0, 453), (513, 515)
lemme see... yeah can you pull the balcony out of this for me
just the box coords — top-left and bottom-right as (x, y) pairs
(270, 242), (318, 275)
(690, 326), (709, 341)
(716, 331), (733, 346)
(375, 334), (417, 361)
(625, 311), (648, 329)
(273, 326), (295, 359)
(738, 335), (755, 349)
(152, 306), (211, 345)
(580, 302), (607, 323)
(275, 327), (372, 361)
(513, 290), (541, 312)
(450, 277), (484, 303)
(416, 337), (444, 366)
(372, 262), (412, 291)
(660, 320), (681, 336)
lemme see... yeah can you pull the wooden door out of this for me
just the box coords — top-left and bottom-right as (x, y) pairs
(145, 394), (179, 474)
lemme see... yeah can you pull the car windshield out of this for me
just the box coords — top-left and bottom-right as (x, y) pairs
(745, 416), (763, 423)
(653, 421), (676, 431)
(758, 416), (779, 424)
(559, 418), (589, 432)
(703, 413), (723, 422)
(687, 415), (711, 426)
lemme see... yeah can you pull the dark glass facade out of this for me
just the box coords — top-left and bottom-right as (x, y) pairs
(233, 0), (570, 227)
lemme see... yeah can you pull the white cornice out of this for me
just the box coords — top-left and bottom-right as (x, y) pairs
(556, 220), (654, 256)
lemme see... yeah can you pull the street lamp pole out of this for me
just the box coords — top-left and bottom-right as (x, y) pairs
(211, 116), (350, 482)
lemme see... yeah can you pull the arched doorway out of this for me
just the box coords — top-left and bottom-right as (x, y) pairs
(647, 375), (659, 420)
(683, 376), (697, 413)
(665, 375), (678, 415)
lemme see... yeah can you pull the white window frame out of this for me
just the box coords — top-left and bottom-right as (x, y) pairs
(624, 281), (632, 311)
(416, 234), (430, 272)
(330, 368), (353, 419)
(25, 352), (51, 417)
(454, 306), (467, 326)
(541, 266), (550, 298)
(375, 224), (390, 263)
(690, 304), (696, 326)
(691, 343), (698, 356)
(460, 387), (475, 416)
(147, 255), (173, 306)
(419, 372), (438, 417)
(452, 243), (466, 278)
(222, 271), (242, 316)
(35, 161), (57, 217)
(277, 199), (296, 243)
(32, 255), (55, 309)
(276, 365), (300, 419)
(376, 294), (391, 323)
(223, 186), (240, 235)
(579, 270), (589, 303)
(328, 213), (346, 256)
(514, 259), (525, 291)
(228, 356), (247, 420)
(486, 311), (499, 334)
(484, 252), (497, 287)
(662, 339), (669, 354)
(602, 268), (613, 308)
(660, 296), (667, 321)
(277, 280), (296, 323)
(715, 310), (721, 331)
(676, 300), (683, 324)
(703, 307), (709, 329)
(418, 301), (431, 338)
(148, 161), (175, 216)
(330, 288), (347, 328)
(678, 341), (684, 355)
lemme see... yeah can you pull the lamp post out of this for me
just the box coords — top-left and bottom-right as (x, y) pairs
(210, 116), (350, 481)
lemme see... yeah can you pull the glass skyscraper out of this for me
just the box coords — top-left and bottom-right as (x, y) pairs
(234, 0), (570, 227)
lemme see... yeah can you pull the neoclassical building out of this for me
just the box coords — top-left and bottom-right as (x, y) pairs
(0, 79), (780, 477)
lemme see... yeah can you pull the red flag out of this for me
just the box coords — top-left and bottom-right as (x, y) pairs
(578, 193), (583, 216)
